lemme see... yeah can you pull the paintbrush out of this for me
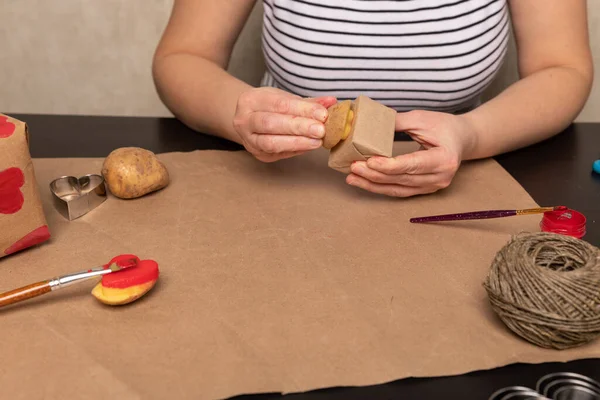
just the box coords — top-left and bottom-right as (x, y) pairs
(0, 257), (138, 308)
(410, 206), (567, 223)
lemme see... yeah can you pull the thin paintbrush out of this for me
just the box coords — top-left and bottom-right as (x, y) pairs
(410, 206), (567, 223)
(0, 257), (138, 308)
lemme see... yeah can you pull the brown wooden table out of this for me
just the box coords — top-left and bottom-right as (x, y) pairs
(11, 113), (600, 399)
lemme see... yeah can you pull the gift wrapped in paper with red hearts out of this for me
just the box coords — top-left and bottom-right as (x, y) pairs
(0, 113), (51, 258)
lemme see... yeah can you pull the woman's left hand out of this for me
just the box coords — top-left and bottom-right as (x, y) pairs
(346, 110), (477, 197)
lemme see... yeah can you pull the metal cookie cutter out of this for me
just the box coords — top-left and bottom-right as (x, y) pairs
(488, 386), (550, 400)
(50, 174), (107, 220)
(537, 372), (600, 400)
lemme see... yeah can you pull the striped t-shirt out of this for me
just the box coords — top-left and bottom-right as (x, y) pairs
(259, 0), (509, 113)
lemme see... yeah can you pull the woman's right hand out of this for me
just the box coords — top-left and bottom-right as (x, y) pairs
(232, 87), (337, 162)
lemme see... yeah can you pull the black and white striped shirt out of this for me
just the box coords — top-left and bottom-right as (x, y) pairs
(260, 0), (509, 113)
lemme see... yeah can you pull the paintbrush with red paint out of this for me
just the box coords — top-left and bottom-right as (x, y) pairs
(0, 256), (139, 308)
(410, 206), (567, 223)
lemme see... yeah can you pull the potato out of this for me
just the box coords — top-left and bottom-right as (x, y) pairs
(101, 147), (169, 199)
(323, 100), (354, 149)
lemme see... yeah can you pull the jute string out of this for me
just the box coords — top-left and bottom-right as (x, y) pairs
(483, 232), (600, 350)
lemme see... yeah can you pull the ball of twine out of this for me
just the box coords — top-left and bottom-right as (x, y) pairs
(483, 232), (600, 350)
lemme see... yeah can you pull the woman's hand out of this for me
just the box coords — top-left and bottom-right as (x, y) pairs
(232, 87), (337, 162)
(346, 110), (477, 197)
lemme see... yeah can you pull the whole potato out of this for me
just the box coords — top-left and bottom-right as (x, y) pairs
(101, 147), (169, 199)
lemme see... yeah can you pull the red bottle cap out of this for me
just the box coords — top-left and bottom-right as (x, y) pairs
(540, 208), (586, 239)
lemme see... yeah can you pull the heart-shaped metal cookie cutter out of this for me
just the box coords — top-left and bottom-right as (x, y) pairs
(50, 174), (107, 220)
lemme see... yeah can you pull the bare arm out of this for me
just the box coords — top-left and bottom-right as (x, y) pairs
(152, 0), (334, 163)
(462, 0), (594, 160)
(152, 0), (257, 144)
(346, 1), (593, 198)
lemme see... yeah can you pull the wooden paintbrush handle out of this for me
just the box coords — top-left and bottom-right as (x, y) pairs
(0, 280), (51, 308)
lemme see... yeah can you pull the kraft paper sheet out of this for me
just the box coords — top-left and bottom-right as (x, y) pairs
(1, 143), (599, 400)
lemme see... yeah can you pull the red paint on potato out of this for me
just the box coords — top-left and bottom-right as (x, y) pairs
(105, 254), (141, 268)
(102, 257), (159, 289)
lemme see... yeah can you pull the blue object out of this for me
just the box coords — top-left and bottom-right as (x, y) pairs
(594, 159), (600, 174)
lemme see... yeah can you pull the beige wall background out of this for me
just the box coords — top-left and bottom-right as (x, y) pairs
(0, 1), (598, 121)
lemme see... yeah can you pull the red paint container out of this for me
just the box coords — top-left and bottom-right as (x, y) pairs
(540, 208), (586, 239)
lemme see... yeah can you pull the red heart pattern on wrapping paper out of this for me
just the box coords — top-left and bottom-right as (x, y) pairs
(4, 225), (51, 255)
(0, 116), (16, 138)
(0, 119), (51, 256)
(0, 167), (25, 214)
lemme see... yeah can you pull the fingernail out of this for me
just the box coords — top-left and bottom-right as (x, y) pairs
(351, 163), (364, 173)
(309, 138), (322, 148)
(309, 123), (325, 138)
(313, 108), (327, 121)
